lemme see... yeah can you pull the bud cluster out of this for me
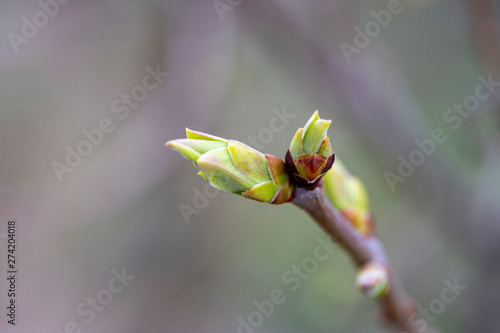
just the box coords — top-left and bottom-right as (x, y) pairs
(166, 111), (371, 219)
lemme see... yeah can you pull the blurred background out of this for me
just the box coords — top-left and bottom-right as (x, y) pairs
(1, 0), (499, 332)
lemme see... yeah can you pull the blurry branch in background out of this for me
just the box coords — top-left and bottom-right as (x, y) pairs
(243, 0), (428, 155)
(467, 0), (500, 80)
(467, 0), (500, 116)
(167, 111), (438, 333)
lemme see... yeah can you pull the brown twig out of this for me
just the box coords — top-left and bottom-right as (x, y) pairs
(467, 0), (500, 79)
(292, 185), (437, 333)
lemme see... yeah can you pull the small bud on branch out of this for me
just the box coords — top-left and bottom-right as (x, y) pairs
(355, 262), (390, 299)
(285, 111), (335, 189)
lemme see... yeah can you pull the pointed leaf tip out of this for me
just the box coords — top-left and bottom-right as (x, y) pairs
(302, 110), (320, 137)
(166, 139), (202, 162)
(186, 128), (227, 142)
(289, 128), (305, 160)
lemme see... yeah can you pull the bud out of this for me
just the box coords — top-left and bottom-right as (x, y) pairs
(323, 159), (372, 236)
(166, 128), (294, 204)
(355, 262), (389, 299)
(285, 111), (335, 189)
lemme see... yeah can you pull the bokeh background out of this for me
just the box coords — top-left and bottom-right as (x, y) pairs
(1, 0), (499, 332)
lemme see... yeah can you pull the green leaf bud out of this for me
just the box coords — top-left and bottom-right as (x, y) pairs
(166, 128), (294, 204)
(286, 111), (335, 189)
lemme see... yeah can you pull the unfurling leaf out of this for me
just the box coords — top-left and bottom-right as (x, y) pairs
(166, 129), (294, 204)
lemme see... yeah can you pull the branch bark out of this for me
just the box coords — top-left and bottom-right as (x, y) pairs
(292, 185), (438, 333)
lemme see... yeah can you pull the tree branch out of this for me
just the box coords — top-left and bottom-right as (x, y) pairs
(467, 0), (500, 79)
(292, 185), (438, 333)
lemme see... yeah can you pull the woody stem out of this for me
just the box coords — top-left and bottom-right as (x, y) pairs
(292, 185), (438, 333)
